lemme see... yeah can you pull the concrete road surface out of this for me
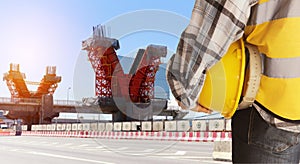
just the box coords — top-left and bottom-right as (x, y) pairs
(0, 136), (230, 164)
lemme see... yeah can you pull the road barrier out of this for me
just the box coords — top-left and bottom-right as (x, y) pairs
(225, 119), (231, 131)
(131, 122), (140, 131)
(105, 123), (113, 131)
(192, 120), (207, 131)
(66, 124), (72, 131)
(19, 119), (233, 142)
(152, 121), (163, 131)
(113, 122), (122, 131)
(90, 123), (98, 131)
(83, 123), (90, 131)
(141, 121), (152, 131)
(98, 123), (105, 132)
(72, 124), (78, 131)
(0, 131), (15, 136)
(213, 140), (232, 161)
(164, 121), (177, 131)
(20, 119), (233, 133)
(177, 120), (190, 131)
(122, 122), (131, 131)
(21, 130), (231, 142)
(208, 119), (225, 131)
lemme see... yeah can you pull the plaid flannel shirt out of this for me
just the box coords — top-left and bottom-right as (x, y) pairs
(166, 0), (256, 109)
(166, 0), (300, 132)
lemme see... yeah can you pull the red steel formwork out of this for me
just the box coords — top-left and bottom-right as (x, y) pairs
(129, 45), (167, 103)
(3, 63), (61, 99)
(82, 36), (124, 99)
(82, 25), (166, 103)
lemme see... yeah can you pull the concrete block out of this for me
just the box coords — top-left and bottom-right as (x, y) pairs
(152, 121), (163, 131)
(164, 121), (177, 131)
(225, 119), (231, 131)
(114, 122), (122, 131)
(209, 119), (225, 131)
(131, 122), (140, 131)
(177, 120), (190, 131)
(66, 124), (72, 131)
(83, 123), (90, 131)
(72, 124), (78, 131)
(212, 140), (232, 161)
(105, 123), (113, 131)
(122, 122), (131, 131)
(192, 120), (207, 131)
(90, 123), (98, 131)
(98, 123), (105, 132)
(142, 121), (152, 131)
(46, 124), (52, 131)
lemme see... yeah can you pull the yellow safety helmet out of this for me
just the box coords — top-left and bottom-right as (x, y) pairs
(198, 39), (246, 118)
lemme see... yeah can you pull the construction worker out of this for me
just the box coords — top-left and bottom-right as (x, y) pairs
(166, 0), (300, 163)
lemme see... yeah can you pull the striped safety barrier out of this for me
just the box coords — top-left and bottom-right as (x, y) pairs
(21, 131), (232, 142)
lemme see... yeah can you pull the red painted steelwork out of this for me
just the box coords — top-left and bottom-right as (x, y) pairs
(82, 26), (166, 103)
(3, 64), (61, 99)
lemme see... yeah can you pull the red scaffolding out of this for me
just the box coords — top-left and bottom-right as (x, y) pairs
(82, 25), (167, 103)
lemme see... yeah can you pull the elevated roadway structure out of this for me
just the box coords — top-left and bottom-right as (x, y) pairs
(3, 64), (61, 125)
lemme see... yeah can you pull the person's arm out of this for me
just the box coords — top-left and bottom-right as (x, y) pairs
(167, 0), (257, 110)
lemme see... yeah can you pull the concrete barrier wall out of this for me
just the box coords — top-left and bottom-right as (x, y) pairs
(142, 121), (152, 131)
(66, 124), (72, 131)
(51, 124), (56, 131)
(21, 130), (231, 142)
(21, 125), (27, 131)
(62, 124), (67, 131)
(131, 122), (140, 131)
(177, 120), (190, 132)
(105, 123), (113, 131)
(37, 125), (41, 131)
(31, 125), (37, 131)
(46, 124), (52, 131)
(122, 122), (131, 131)
(72, 124), (78, 131)
(41, 125), (46, 131)
(208, 119), (225, 131)
(24, 119), (232, 133)
(98, 123), (105, 132)
(78, 124), (83, 131)
(56, 124), (62, 131)
(83, 123), (90, 131)
(152, 121), (163, 131)
(225, 119), (231, 131)
(164, 121), (177, 132)
(90, 123), (98, 131)
(192, 120), (207, 131)
(113, 122), (122, 131)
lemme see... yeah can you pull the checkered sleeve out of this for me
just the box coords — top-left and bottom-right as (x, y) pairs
(167, 0), (257, 109)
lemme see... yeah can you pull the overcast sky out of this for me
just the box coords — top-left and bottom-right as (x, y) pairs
(0, 0), (195, 101)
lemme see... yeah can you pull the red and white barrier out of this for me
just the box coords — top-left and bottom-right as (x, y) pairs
(0, 131), (15, 136)
(20, 130), (232, 142)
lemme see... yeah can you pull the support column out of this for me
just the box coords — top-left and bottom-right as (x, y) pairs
(41, 94), (55, 124)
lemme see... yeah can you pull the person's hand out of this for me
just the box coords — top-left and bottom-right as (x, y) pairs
(191, 103), (213, 114)
(177, 101), (212, 114)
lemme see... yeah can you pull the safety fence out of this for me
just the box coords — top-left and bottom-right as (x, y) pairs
(21, 119), (232, 132)
(21, 131), (231, 142)
(0, 119), (232, 141)
(0, 130), (15, 136)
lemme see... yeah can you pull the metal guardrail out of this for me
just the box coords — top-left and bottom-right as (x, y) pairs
(0, 97), (82, 106)
(54, 100), (82, 106)
(0, 97), (40, 104)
